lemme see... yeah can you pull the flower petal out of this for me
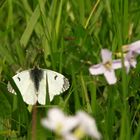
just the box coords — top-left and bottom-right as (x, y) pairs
(89, 64), (105, 75)
(41, 108), (66, 131)
(128, 40), (140, 53)
(41, 119), (54, 130)
(48, 108), (65, 123)
(112, 59), (122, 69)
(104, 70), (117, 84)
(130, 59), (137, 68)
(112, 59), (131, 73)
(101, 49), (112, 63)
(123, 40), (140, 54)
(124, 51), (137, 72)
(76, 111), (101, 140)
(63, 133), (78, 140)
(62, 117), (79, 134)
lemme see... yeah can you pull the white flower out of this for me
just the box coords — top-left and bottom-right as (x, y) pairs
(89, 49), (122, 84)
(75, 111), (101, 140)
(41, 108), (78, 136)
(41, 108), (102, 140)
(122, 41), (140, 72)
(124, 51), (137, 72)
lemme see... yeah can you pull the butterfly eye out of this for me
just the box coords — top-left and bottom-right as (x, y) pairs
(17, 77), (21, 81)
(54, 75), (58, 80)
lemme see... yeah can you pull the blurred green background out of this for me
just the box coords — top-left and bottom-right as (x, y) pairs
(0, 0), (140, 139)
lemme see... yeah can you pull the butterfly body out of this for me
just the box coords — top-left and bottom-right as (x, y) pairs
(30, 68), (44, 93)
(8, 68), (69, 105)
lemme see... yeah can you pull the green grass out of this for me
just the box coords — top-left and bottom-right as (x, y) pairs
(0, 0), (140, 139)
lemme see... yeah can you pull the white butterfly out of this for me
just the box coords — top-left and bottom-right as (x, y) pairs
(8, 67), (70, 105)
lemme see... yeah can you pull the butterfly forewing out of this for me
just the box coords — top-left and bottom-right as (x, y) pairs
(37, 71), (47, 105)
(44, 70), (70, 101)
(10, 71), (38, 105)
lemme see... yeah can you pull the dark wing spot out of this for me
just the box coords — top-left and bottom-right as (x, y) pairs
(17, 77), (21, 81)
(54, 75), (58, 80)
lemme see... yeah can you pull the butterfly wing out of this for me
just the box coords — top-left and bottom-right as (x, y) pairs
(46, 70), (70, 101)
(9, 70), (37, 105)
(37, 71), (47, 105)
(37, 69), (70, 103)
